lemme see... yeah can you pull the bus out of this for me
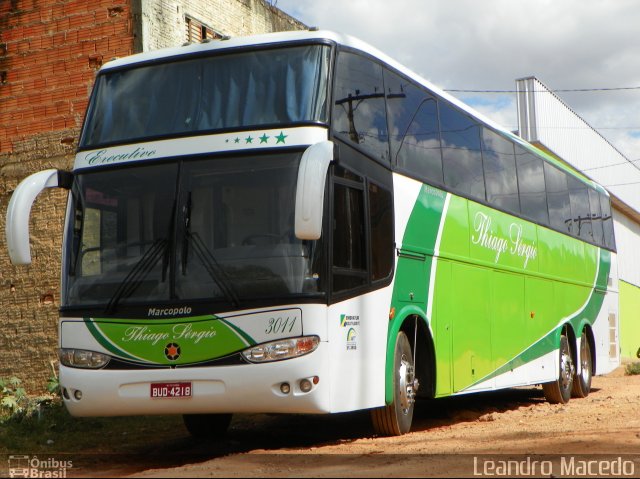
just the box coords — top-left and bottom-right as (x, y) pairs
(5, 30), (619, 437)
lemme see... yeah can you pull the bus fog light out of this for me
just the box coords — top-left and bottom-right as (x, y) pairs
(280, 382), (291, 395)
(73, 390), (83, 401)
(62, 388), (70, 400)
(242, 336), (319, 363)
(299, 378), (313, 393)
(59, 348), (110, 369)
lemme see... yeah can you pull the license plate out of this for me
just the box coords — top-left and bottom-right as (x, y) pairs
(150, 382), (192, 399)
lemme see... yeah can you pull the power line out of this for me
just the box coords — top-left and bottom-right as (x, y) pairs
(604, 181), (640, 187)
(445, 86), (640, 93)
(583, 159), (640, 172)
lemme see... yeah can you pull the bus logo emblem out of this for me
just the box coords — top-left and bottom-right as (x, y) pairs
(164, 343), (181, 361)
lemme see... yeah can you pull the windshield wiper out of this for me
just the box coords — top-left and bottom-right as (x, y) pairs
(181, 192), (239, 308)
(185, 231), (240, 308)
(105, 239), (168, 314)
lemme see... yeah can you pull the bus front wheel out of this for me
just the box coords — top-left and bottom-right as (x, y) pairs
(371, 331), (416, 436)
(542, 334), (574, 404)
(183, 413), (232, 439)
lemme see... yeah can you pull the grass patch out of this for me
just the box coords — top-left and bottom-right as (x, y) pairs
(625, 362), (640, 376)
(0, 399), (183, 455)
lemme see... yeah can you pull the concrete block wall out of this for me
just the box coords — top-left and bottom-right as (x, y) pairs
(0, 0), (136, 393)
(139, 0), (305, 52)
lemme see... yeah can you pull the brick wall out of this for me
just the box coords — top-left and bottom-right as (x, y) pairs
(0, 0), (304, 393)
(0, 0), (136, 154)
(0, 0), (136, 392)
(140, 0), (306, 52)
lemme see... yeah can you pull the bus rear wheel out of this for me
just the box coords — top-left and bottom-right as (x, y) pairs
(571, 330), (592, 398)
(183, 413), (232, 439)
(542, 334), (574, 404)
(371, 331), (417, 436)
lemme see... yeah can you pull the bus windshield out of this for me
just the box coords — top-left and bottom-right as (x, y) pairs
(80, 45), (331, 148)
(62, 153), (325, 312)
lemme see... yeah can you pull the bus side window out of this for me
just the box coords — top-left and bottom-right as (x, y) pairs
(439, 103), (485, 202)
(588, 188), (604, 246)
(568, 176), (593, 241)
(384, 69), (443, 185)
(369, 182), (394, 282)
(544, 162), (572, 234)
(600, 192), (616, 250)
(332, 184), (367, 293)
(516, 146), (549, 225)
(482, 128), (519, 215)
(332, 51), (389, 164)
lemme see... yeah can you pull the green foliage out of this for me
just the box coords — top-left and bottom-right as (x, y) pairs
(47, 374), (61, 396)
(1, 377), (27, 416)
(1, 376), (59, 422)
(625, 362), (640, 376)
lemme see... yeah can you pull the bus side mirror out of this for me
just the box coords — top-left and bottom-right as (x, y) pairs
(295, 141), (333, 240)
(6, 169), (72, 265)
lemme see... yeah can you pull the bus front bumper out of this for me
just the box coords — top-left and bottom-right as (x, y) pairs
(59, 342), (331, 417)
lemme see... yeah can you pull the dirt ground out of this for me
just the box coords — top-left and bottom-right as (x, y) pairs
(68, 366), (640, 478)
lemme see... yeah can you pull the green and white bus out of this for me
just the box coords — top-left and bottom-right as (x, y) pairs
(6, 30), (619, 436)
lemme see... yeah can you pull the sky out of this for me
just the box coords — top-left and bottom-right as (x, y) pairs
(275, 0), (640, 162)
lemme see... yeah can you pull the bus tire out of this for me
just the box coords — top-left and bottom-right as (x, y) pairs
(183, 413), (232, 439)
(371, 331), (415, 436)
(542, 334), (574, 404)
(571, 330), (592, 398)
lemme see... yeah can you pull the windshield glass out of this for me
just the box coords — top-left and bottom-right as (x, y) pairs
(62, 153), (325, 312)
(80, 45), (331, 148)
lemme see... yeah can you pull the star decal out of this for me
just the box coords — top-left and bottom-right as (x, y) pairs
(275, 131), (288, 144)
(225, 131), (289, 147)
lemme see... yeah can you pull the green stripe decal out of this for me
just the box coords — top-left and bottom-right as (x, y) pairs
(84, 316), (252, 365)
(461, 247), (610, 392)
(389, 181), (613, 400)
(386, 184), (448, 403)
(218, 318), (256, 347)
(84, 318), (143, 362)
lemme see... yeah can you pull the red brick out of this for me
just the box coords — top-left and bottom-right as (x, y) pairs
(69, 12), (95, 30)
(55, 18), (70, 33)
(22, 24), (47, 39)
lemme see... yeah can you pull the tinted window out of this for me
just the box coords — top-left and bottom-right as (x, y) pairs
(544, 163), (572, 234)
(333, 52), (389, 163)
(482, 128), (519, 214)
(385, 70), (443, 184)
(588, 188), (604, 246)
(568, 177), (592, 241)
(369, 182), (394, 281)
(332, 167), (367, 293)
(440, 103), (485, 201)
(82, 46), (330, 147)
(600, 193), (616, 250)
(516, 146), (549, 225)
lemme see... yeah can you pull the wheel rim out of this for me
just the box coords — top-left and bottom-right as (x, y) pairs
(580, 335), (591, 384)
(398, 353), (416, 415)
(560, 340), (574, 392)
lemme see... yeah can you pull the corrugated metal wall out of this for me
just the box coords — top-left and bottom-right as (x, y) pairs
(516, 76), (640, 215)
(516, 76), (640, 360)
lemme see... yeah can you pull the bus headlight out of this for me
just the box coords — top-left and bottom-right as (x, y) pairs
(59, 349), (110, 369)
(242, 336), (319, 363)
